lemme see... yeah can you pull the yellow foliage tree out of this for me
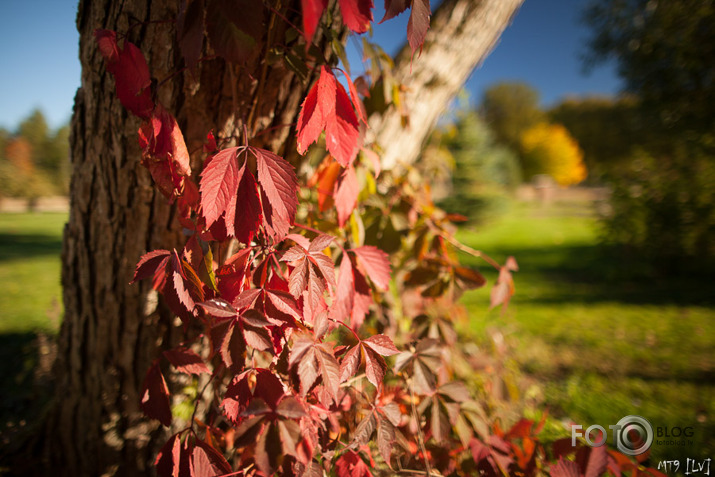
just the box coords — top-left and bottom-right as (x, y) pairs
(519, 122), (587, 186)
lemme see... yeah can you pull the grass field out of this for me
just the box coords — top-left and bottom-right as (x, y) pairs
(456, 200), (714, 463)
(0, 207), (713, 465)
(0, 212), (65, 433)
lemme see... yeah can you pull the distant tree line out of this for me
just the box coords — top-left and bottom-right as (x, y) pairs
(0, 109), (70, 200)
(431, 0), (714, 276)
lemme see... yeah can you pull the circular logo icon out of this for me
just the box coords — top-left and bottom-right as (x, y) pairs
(615, 415), (653, 456)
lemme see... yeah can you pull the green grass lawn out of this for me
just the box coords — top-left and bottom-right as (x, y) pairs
(457, 200), (714, 464)
(0, 212), (66, 433)
(0, 212), (66, 333)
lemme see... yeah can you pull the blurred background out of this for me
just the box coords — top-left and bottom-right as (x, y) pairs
(0, 0), (712, 465)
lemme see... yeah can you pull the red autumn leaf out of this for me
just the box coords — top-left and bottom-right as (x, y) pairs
(296, 66), (360, 167)
(253, 146), (299, 240)
(177, 0), (205, 71)
(335, 450), (373, 477)
(163, 347), (210, 375)
(362, 334), (400, 356)
(407, 0), (431, 58)
(351, 245), (391, 290)
(341, 69), (368, 124)
(315, 344), (341, 401)
(140, 362), (173, 427)
(191, 439), (232, 477)
(490, 266), (515, 309)
(332, 256), (355, 322)
(229, 163), (262, 244)
(380, 0), (409, 23)
(363, 346), (388, 388)
(131, 249), (171, 284)
(281, 235), (336, 321)
(311, 156), (341, 211)
(339, 343), (361, 382)
(339, 0), (373, 33)
(550, 458), (581, 477)
(154, 432), (183, 477)
(138, 106), (192, 198)
(301, 0), (328, 41)
(376, 414), (396, 466)
(199, 146), (297, 242)
(199, 147), (242, 229)
(335, 165), (359, 227)
(94, 29), (154, 119)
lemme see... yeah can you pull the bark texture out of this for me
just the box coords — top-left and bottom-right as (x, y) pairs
(39, 1), (313, 475)
(34, 0), (522, 475)
(370, 0), (524, 170)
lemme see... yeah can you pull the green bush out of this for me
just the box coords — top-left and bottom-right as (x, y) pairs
(601, 143), (715, 276)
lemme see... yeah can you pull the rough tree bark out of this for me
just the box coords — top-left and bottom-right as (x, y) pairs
(33, 0), (522, 475)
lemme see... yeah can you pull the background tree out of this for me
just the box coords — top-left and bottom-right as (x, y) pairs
(549, 96), (642, 182)
(519, 122), (586, 186)
(583, 0), (715, 275)
(583, 0), (715, 133)
(428, 110), (521, 221)
(24, 0), (525, 475)
(479, 81), (544, 154)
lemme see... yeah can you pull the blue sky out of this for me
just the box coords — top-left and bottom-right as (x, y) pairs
(0, 0), (620, 132)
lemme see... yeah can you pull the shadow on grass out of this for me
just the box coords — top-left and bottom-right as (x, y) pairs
(481, 244), (715, 307)
(0, 233), (63, 262)
(0, 333), (55, 446)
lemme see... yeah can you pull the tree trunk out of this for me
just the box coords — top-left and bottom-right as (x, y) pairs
(32, 0), (522, 475)
(37, 1), (313, 475)
(370, 0), (523, 170)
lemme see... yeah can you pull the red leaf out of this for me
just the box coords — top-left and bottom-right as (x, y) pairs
(95, 29), (119, 62)
(95, 29), (154, 119)
(140, 362), (172, 427)
(363, 346), (387, 388)
(193, 439), (232, 476)
(380, 0), (409, 23)
(490, 267), (515, 309)
(352, 245), (391, 290)
(341, 70), (368, 124)
(551, 458), (581, 477)
(339, 344), (361, 382)
(252, 147), (299, 241)
(199, 147), (241, 229)
(198, 299), (238, 320)
(296, 77), (323, 154)
(155, 432), (182, 477)
(131, 249), (171, 284)
(177, 0), (205, 71)
(335, 166), (359, 227)
(164, 347), (210, 375)
(338, 0), (373, 33)
(308, 234), (334, 252)
(377, 414), (396, 466)
(312, 156), (341, 211)
(331, 256), (355, 322)
(363, 334), (400, 356)
(336, 450), (373, 477)
(276, 396), (307, 419)
(296, 67), (360, 167)
(315, 344), (341, 402)
(301, 0), (328, 41)
(229, 164), (262, 244)
(407, 0), (431, 58)
(327, 79), (361, 167)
